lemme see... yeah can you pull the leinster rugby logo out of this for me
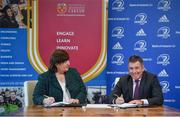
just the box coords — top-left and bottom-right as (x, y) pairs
(134, 13), (147, 25)
(158, 0), (171, 11)
(112, 0), (125, 11)
(112, 27), (124, 38)
(160, 81), (170, 93)
(111, 53), (124, 65)
(157, 54), (170, 66)
(134, 40), (147, 52)
(57, 3), (68, 14)
(157, 26), (170, 39)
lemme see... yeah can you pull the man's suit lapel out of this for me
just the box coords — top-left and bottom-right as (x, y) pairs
(128, 77), (133, 99)
(139, 71), (146, 98)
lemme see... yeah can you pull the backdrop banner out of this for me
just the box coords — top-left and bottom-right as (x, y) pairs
(30, 0), (107, 84)
(107, 0), (180, 109)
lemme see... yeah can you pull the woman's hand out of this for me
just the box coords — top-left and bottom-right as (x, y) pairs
(43, 97), (55, 106)
(68, 99), (79, 104)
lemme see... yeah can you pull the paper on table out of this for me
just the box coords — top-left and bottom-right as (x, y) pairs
(86, 104), (111, 108)
(110, 103), (138, 108)
(49, 102), (70, 107)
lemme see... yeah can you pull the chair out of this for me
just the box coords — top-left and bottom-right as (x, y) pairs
(111, 77), (120, 89)
(24, 80), (37, 106)
(114, 77), (120, 86)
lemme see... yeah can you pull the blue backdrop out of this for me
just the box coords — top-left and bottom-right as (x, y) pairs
(107, 0), (180, 109)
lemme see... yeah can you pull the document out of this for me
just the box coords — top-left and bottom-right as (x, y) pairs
(44, 102), (86, 107)
(49, 101), (70, 107)
(85, 104), (111, 108)
(44, 101), (70, 107)
(109, 103), (138, 108)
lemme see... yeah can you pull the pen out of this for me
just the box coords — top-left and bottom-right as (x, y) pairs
(113, 94), (124, 104)
(113, 94), (120, 98)
(112, 94), (120, 105)
(44, 95), (49, 98)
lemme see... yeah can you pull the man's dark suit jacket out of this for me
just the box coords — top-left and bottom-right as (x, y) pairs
(111, 71), (163, 106)
(33, 68), (87, 105)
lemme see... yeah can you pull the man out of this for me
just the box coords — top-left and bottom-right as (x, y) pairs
(4, 89), (10, 103)
(111, 55), (163, 106)
(0, 94), (5, 105)
(8, 91), (22, 108)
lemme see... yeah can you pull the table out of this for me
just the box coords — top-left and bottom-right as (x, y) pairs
(13, 105), (180, 116)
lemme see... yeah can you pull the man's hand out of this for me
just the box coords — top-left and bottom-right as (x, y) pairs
(115, 97), (125, 104)
(128, 100), (143, 105)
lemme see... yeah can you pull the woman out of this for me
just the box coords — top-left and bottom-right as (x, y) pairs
(33, 49), (87, 105)
(0, 5), (19, 28)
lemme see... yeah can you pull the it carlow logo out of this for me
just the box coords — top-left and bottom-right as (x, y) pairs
(56, 2), (86, 16)
(57, 3), (68, 14)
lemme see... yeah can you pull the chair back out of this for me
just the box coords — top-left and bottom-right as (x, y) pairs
(111, 77), (120, 90)
(114, 77), (120, 86)
(24, 80), (37, 106)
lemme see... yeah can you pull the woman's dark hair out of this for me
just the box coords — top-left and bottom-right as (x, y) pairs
(48, 49), (69, 72)
(2, 5), (11, 16)
(128, 55), (144, 64)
